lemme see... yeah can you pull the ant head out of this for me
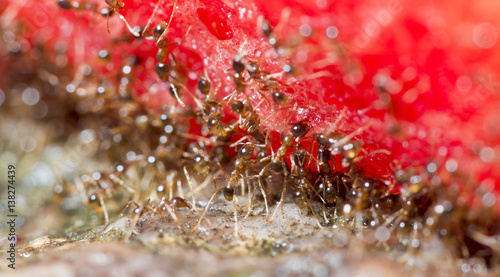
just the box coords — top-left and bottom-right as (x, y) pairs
(154, 21), (167, 41)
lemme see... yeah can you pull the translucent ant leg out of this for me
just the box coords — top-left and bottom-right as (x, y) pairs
(244, 184), (258, 219)
(142, 0), (163, 38)
(305, 197), (323, 229)
(157, 0), (178, 45)
(97, 192), (110, 225)
(257, 177), (270, 221)
(191, 187), (224, 231)
(172, 25), (192, 45)
(333, 120), (374, 149)
(268, 177), (287, 222)
(295, 70), (336, 81)
(109, 174), (136, 194)
(183, 166), (197, 209)
(115, 12), (140, 37)
(163, 201), (181, 230)
(233, 198), (239, 239)
(169, 82), (186, 107)
(174, 81), (204, 109)
(185, 171), (218, 198)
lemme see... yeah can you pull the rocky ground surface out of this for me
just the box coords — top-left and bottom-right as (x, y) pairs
(1, 201), (477, 277)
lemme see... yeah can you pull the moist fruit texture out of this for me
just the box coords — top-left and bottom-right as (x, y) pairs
(1, 0), (500, 270)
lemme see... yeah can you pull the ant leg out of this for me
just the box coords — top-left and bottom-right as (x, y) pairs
(157, 0), (178, 45)
(109, 174), (136, 194)
(233, 199), (239, 239)
(163, 202), (181, 230)
(183, 166), (196, 209)
(296, 70), (336, 82)
(229, 136), (253, 148)
(268, 177), (287, 222)
(174, 81), (205, 109)
(166, 171), (177, 201)
(106, 11), (111, 35)
(169, 83), (186, 107)
(142, 0), (162, 38)
(318, 178), (329, 224)
(185, 171), (218, 198)
(175, 173), (184, 198)
(117, 200), (136, 220)
(172, 25), (192, 45)
(191, 188), (223, 231)
(244, 183), (258, 219)
(97, 193), (110, 225)
(257, 177), (270, 221)
(222, 89), (238, 103)
(334, 120), (374, 149)
(115, 12), (140, 37)
(305, 197), (323, 229)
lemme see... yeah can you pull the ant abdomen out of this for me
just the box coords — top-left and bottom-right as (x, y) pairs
(342, 141), (363, 160)
(207, 116), (227, 136)
(238, 144), (255, 159)
(271, 90), (290, 105)
(193, 155), (210, 176)
(230, 100), (245, 114)
(155, 62), (170, 81)
(290, 120), (311, 139)
(324, 185), (337, 204)
(293, 190), (307, 210)
(57, 0), (72, 10)
(232, 55), (246, 73)
(223, 184), (235, 201)
(170, 197), (192, 209)
(198, 76), (211, 95)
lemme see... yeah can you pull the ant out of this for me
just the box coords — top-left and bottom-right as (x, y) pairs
(289, 145), (324, 228)
(182, 141), (212, 176)
(245, 119), (312, 221)
(142, 0), (193, 108)
(313, 138), (337, 205)
(230, 98), (264, 134)
(142, 0), (191, 49)
(104, 0), (140, 37)
(241, 58), (291, 106)
(82, 171), (136, 225)
(142, 0), (191, 62)
(223, 46), (272, 105)
(188, 72), (231, 137)
(125, 196), (192, 231)
(192, 135), (268, 233)
(190, 158), (248, 235)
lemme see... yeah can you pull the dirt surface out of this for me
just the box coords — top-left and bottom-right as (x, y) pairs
(1, 200), (477, 277)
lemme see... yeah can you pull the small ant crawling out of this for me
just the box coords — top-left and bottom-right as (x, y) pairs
(191, 137), (268, 235)
(103, 0), (140, 37)
(124, 196), (192, 231)
(288, 145), (325, 228)
(241, 119), (312, 221)
(81, 171), (136, 225)
(189, 73), (233, 137)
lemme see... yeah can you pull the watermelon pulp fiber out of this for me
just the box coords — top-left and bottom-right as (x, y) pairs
(1, 0), (500, 265)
